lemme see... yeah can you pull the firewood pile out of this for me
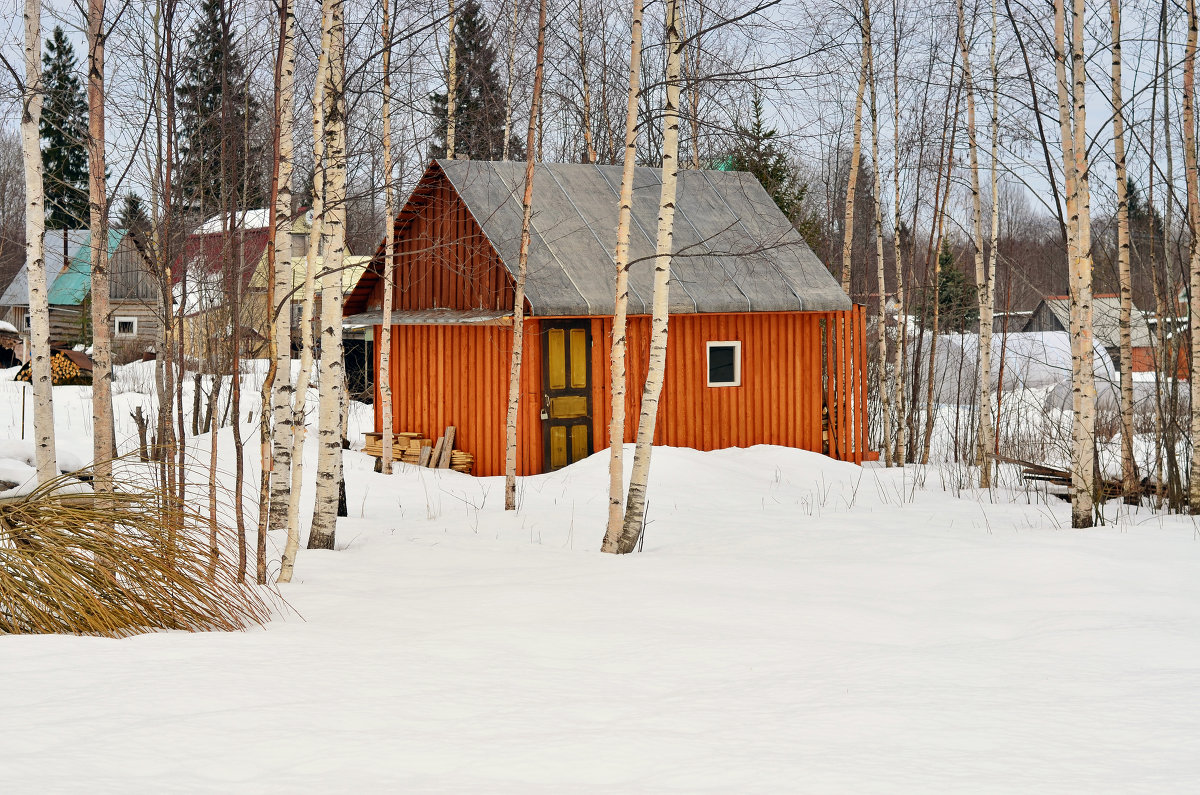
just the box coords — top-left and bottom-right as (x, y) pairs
(363, 426), (474, 474)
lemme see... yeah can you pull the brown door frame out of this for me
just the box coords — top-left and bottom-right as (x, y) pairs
(540, 319), (593, 471)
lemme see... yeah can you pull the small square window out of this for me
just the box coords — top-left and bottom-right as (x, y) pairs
(706, 341), (741, 387)
(23, 315), (31, 330)
(115, 317), (137, 337)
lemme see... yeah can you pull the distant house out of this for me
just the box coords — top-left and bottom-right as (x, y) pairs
(344, 159), (870, 476)
(40, 229), (160, 359)
(178, 210), (366, 363)
(1023, 294), (1155, 373)
(0, 229), (89, 341)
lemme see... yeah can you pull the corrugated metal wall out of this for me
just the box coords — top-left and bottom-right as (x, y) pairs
(372, 307), (870, 476)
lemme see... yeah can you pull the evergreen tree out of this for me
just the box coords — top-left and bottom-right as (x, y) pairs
(725, 95), (820, 249)
(429, 0), (522, 161)
(176, 0), (263, 214)
(40, 26), (89, 233)
(117, 192), (150, 236)
(920, 240), (977, 333)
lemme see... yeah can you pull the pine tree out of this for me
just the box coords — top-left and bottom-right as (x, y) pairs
(40, 26), (88, 234)
(176, 0), (263, 213)
(725, 94), (819, 250)
(429, 0), (522, 161)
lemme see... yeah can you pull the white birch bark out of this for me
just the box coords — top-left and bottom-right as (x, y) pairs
(600, 0), (644, 551)
(379, 0), (395, 475)
(889, 2), (906, 465)
(841, 8), (869, 296)
(501, 0), (518, 162)
(986, 0), (1001, 478)
(22, 0), (56, 484)
(446, 0), (457, 159)
(268, 0), (296, 538)
(307, 0), (345, 550)
(577, 0), (597, 163)
(1110, 0), (1136, 498)
(1184, 0), (1200, 512)
(503, 0), (548, 511)
(88, 0), (114, 492)
(865, 5), (891, 467)
(613, 0), (684, 554)
(957, 0), (993, 488)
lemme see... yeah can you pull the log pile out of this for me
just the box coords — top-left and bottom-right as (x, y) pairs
(363, 427), (474, 474)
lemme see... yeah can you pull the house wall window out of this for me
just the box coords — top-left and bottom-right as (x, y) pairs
(706, 341), (741, 387)
(23, 314), (30, 331)
(115, 316), (138, 337)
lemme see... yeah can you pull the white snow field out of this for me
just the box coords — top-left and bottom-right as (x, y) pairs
(3, 368), (1200, 792)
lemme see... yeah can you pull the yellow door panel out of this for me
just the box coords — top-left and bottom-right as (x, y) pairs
(547, 328), (566, 390)
(570, 328), (588, 388)
(549, 395), (588, 419)
(570, 424), (589, 463)
(550, 425), (568, 470)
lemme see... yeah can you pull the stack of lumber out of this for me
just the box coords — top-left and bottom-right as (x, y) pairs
(363, 427), (474, 475)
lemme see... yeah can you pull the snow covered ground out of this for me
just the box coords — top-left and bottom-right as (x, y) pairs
(3, 368), (1200, 791)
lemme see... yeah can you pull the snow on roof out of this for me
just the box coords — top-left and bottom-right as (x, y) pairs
(194, 208), (273, 235)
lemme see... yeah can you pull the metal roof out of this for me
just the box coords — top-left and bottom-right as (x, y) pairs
(46, 229), (127, 306)
(432, 159), (851, 315)
(0, 230), (90, 307)
(1033, 296), (1154, 349)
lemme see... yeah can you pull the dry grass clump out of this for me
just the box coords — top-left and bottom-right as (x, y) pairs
(0, 475), (273, 636)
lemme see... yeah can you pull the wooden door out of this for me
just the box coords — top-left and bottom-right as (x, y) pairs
(541, 320), (593, 471)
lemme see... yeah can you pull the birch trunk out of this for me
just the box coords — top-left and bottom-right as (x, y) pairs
(577, 0), (597, 163)
(379, 0), (395, 475)
(890, 2), (906, 465)
(22, 0), (55, 483)
(501, 0), (518, 162)
(612, 0), (684, 554)
(257, 0), (294, 584)
(1054, 0), (1096, 527)
(88, 0), (114, 491)
(1110, 0), (1137, 498)
(865, 7), (892, 467)
(600, 0), (644, 551)
(446, 0), (457, 159)
(841, 8), (869, 296)
(502, 0), (548, 511)
(278, 42), (326, 581)
(308, 0), (345, 550)
(1184, 0), (1200, 512)
(957, 0), (993, 488)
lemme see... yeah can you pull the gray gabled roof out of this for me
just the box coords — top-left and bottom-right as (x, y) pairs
(0, 230), (90, 307)
(1035, 296), (1154, 349)
(436, 159), (851, 315)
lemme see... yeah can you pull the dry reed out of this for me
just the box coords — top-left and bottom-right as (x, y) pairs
(0, 472), (274, 636)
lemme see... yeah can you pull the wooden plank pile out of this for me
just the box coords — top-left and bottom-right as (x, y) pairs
(994, 455), (1158, 503)
(362, 427), (474, 474)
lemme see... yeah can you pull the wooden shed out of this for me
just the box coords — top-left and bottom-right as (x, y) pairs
(344, 159), (869, 476)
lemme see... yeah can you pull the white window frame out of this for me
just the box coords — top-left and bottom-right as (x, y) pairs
(115, 316), (138, 337)
(23, 314), (31, 330)
(706, 340), (742, 387)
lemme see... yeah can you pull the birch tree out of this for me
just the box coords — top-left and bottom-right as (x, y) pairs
(601, 0), (644, 550)
(379, 0), (396, 475)
(577, 0), (597, 163)
(308, 0), (346, 550)
(609, 0), (684, 554)
(501, 0), (518, 162)
(503, 0), (548, 511)
(889, 0), (906, 465)
(1110, 0), (1136, 498)
(865, 4), (891, 467)
(256, 0), (294, 584)
(446, 0), (457, 160)
(22, 0), (57, 483)
(841, 2), (869, 295)
(1054, 0), (1096, 527)
(1184, 0), (1200, 513)
(88, 0), (115, 492)
(957, 0), (993, 488)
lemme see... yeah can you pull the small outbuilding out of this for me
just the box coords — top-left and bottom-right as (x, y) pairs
(1023, 294), (1154, 373)
(344, 159), (869, 476)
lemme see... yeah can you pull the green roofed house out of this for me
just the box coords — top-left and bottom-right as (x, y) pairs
(46, 229), (160, 358)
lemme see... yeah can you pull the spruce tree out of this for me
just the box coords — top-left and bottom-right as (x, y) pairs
(40, 26), (89, 237)
(430, 0), (522, 161)
(176, 0), (263, 214)
(117, 192), (150, 234)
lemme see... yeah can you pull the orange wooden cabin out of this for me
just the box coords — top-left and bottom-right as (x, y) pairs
(344, 159), (870, 476)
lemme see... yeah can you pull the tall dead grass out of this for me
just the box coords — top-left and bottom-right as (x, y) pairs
(0, 471), (274, 636)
